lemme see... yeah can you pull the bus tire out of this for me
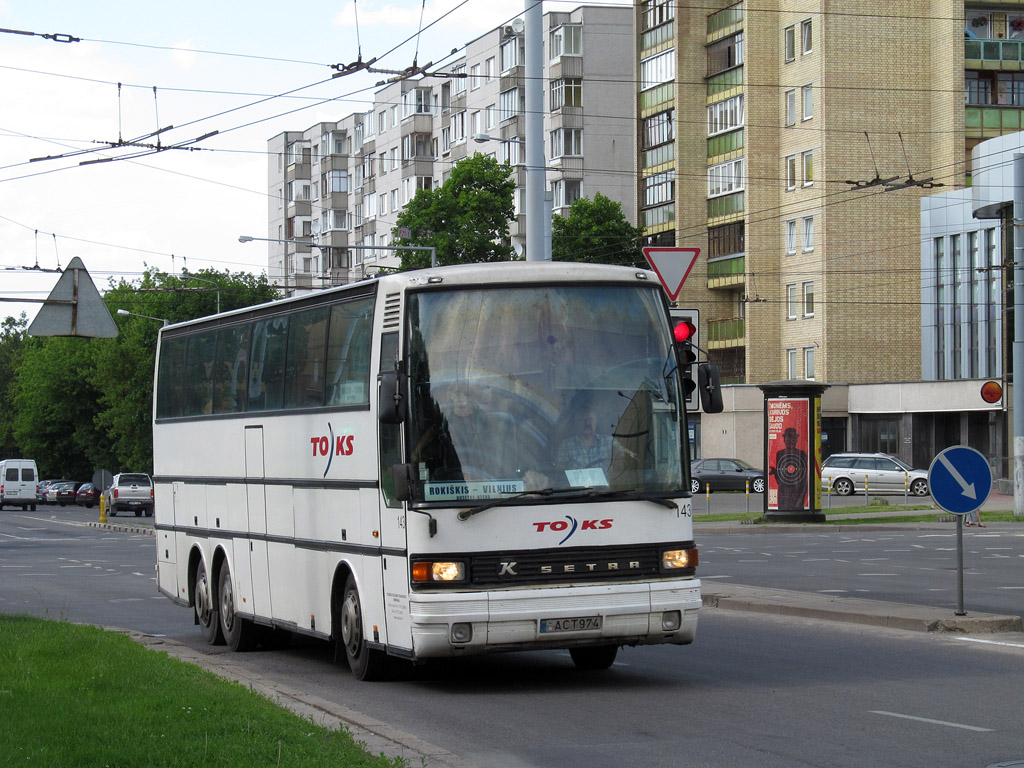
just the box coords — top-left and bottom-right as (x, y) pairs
(194, 560), (224, 645)
(569, 645), (618, 670)
(338, 574), (389, 681)
(218, 559), (257, 652)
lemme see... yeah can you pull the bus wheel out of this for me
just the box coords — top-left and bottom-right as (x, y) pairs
(338, 574), (389, 681)
(194, 561), (224, 645)
(569, 645), (618, 670)
(218, 560), (257, 652)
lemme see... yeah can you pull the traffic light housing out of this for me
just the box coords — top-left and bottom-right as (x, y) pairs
(670, 309), (698, 410)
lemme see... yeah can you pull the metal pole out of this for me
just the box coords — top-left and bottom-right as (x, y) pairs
(955, 515), (966, 615)
(1014, 155), (1024, 516)
(525, 0), (545, 261)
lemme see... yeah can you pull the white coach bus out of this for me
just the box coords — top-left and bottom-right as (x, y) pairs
(153, 261), (720, 679)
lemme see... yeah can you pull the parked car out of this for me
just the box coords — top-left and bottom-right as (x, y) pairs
(53, 481), (84, 506)
(821, 452), (929, 496)
(38, 479), (62, 503)
(0, 458), (39, 511)
(104, 473), (154, 517)
(76, 482), (100, 508)
(690, 458), (765, 494)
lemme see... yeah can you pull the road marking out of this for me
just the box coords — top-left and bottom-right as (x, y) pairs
(109, 598), (144, 603)
(997, 585), (1024, 590)
(870, 711), (992, 732)
(857, 573), (899, 577)
(957, 636), (1024, 649)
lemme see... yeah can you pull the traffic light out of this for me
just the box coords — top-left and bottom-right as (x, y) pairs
(669, 309), (698, 410)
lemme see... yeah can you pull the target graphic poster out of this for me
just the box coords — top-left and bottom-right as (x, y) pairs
(767, 398), (809, 511)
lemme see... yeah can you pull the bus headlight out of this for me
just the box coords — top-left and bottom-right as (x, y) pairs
(411, 560), (467, 583)
(662, 548), (698, 570)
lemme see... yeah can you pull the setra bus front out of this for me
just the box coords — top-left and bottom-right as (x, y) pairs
(378, 264), (711, 672)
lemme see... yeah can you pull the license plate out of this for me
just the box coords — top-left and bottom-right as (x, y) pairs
(128, 501), (141, 505)
(540, 616), (602, 633)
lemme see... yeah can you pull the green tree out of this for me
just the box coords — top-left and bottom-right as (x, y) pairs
(393, 153), (516, 269)
(0, 314), (30, 459)
(551, 193), (645, 268)
(10, 268), (278, 478)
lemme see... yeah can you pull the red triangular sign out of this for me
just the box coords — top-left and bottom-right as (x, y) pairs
(642, 247), (700, 301)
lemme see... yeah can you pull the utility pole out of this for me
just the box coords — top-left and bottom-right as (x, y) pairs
(1014, 154), (1024, 515)
(525, 0), (546, 261)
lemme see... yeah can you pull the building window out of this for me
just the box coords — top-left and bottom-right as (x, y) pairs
(708, 158), (744, 197)
(500, 88), (522, 121)
(706, 33), (743, 77)
(643, 171), (675, 207)
(550, 24), (583, 58)
(641, 50), (675, 90)
(785, 220), (797, 254)
(802, 151), (814, 186)
(645, 109), (674, 148)
(802, 216), (814, 251)
(802, 85), (813, 120)
(787, 284), (798, 319)
(803, 281), (814, 316)
(550, 127), (583, 158)
(484, 57), (494, 81)
(708, 222), (744, 259)
(785, 90), (796, 126)
(470, 63), (481, 89)
(935, 236), (947, 379)
(402, 87), (433, 118)
(785, 155), (797, 190)
(802, 19), (812, 54)
(486, 104), (495, 129)
(788, 349), (798, 378)
(452, 64), (466, 95)
(804, 347), (815, 380)
(707, 95), (743, 136)
(642, 0), (674, 31)
(784, 25), (796, 62)
(552, 179), (582, 209)
(501, 37), (522, 72)
(550, 78), (583, 110)
(324, 169), (348, 194)
(451, 111), (466, 143)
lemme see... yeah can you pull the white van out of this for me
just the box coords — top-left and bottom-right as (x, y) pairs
(0, 459), (39, 511)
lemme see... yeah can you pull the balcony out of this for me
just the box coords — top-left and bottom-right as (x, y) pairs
(707, 254), (744, 288)
(965, 37), (1024, 70)
(707, 318), (745, 349)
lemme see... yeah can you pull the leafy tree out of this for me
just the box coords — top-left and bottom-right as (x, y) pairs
(551, 193), (645, 268)
(392, 153), (516, 269)
(9, 268), (278, 478)
(0, 314), (30, 459)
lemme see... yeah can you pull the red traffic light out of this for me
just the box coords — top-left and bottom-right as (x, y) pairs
(674, 320), (696, 344)
(981, 380), (1002, 404)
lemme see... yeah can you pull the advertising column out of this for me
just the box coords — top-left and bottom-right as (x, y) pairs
(758, 382), (829, 522)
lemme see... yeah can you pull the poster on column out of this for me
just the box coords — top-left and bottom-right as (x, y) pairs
(767, 398), (810, 511)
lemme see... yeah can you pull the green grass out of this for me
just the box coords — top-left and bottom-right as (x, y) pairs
(691, 500), (1023, 525)
(0, 615), (406, 768)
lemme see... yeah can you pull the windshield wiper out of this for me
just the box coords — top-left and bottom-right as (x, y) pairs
(457, 486), (592, 521)
(572, 487), (678, 510)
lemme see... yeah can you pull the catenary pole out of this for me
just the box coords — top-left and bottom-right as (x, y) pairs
(525, 0), (546, 261)
(1013, 154), (1024, 515)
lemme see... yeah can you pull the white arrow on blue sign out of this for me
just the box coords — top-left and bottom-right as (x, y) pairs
(927, 446), (992, 515)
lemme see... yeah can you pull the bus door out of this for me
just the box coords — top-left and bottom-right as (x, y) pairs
(244, 425), (273, 619)
(376, 331), (413, 651)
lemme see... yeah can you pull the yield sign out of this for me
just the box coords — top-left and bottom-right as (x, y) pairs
(642, 247), (700, 301)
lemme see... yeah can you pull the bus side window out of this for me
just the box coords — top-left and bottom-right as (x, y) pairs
(185, 331), (217, 416)
(378, 332), (402, 508)
(284, 307), (329, 409)
(326, 297), (373, 405)
(249, 316), (288, 411)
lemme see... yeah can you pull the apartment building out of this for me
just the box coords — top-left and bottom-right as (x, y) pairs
(266, 5), (634, 295)
(638, 1), (1024, 473)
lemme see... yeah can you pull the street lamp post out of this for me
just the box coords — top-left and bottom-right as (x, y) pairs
(116, 308), (169, 326)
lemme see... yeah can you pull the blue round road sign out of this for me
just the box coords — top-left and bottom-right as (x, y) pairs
(927, 446), (992, 515)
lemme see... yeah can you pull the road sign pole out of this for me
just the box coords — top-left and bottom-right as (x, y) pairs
(956, 516), (965, 615)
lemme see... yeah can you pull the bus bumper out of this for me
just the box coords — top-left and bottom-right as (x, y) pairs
(408, 579), (701, 659)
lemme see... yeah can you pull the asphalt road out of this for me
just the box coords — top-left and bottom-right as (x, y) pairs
(6, 502), (1024, 768)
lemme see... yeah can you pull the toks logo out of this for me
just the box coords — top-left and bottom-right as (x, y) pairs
(533, 516), (613, 545)
(310, 422), (355, 477)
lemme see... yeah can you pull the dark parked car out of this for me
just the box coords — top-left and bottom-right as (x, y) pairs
(690, 458), (766, 494)
(40, 479), (69, 504)
(53, 481), (84, 506)
(76, 482), (99, 508)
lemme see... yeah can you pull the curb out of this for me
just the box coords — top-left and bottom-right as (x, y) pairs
(87, 521), (154, 536)
(113, 629), (476, 768)
(702, 583), (1023, 634)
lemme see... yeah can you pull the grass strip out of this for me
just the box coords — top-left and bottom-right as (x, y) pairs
(0, 614), (406, 768)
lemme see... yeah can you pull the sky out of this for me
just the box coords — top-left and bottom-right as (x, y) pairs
(0, 0), (539, 324)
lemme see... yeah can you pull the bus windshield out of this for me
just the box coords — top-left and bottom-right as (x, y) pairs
(406, 283), (684, 503)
